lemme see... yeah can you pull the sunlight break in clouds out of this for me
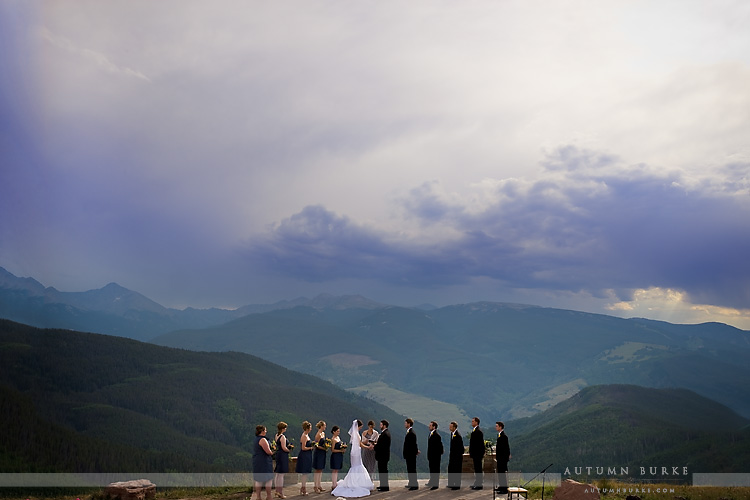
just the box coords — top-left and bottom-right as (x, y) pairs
(608, 287), (750, 331)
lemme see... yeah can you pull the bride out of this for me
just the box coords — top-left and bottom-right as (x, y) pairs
(331, 420), (374, 497)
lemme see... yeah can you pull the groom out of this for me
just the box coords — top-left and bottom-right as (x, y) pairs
(374, 419), (391, 491)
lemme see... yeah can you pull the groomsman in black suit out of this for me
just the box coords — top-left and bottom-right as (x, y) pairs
(425, 421), (443, 489)
(374, 419), (391, 491)
(469, 417), (485, 489)
(447, 421), (463, 490)
(494, 421), (511, 494)
(403, 418), (420, 490)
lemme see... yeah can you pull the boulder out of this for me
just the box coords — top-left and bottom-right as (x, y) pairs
(105, 479), (156, 500)
(553, 479), (600, 500)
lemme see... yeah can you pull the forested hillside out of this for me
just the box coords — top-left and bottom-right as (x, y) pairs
(154, 303), (750, 420)
(506, 385), (750, 475)
(0, 319), (412, 472)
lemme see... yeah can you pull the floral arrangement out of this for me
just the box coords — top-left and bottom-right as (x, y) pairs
(484, 440), (495, 454)
(324, 438), (332, 449)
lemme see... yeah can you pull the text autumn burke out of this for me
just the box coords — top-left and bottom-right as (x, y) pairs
(564, 466), (689, 477)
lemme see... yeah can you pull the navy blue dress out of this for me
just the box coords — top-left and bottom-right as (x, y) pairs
(253, 435), (273, 483)
(275, 435), (289, 473)
(295, 437), (313, 474)
(330, 440), (343, 470)
(312, 436), (327, 470)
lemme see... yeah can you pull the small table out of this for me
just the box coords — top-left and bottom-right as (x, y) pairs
(507, 486), (528, 499)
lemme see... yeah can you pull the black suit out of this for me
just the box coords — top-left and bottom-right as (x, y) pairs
(426, 430), (443, 487)
(374, 428), (391, 489)
(403, 427), (419, 487)
(447, 430), (463, 488)
(495, 431), (510, 493)
(468, 426), (485, 487)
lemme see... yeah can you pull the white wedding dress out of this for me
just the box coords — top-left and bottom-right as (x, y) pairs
(331, 420), (374, 497)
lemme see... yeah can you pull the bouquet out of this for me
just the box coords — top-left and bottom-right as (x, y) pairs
(324, 438), (332, 450)
(286, 439), (295, 450)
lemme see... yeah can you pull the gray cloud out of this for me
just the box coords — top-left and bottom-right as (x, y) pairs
(247, 147), (750, 309)
(247, 205), (476, 286)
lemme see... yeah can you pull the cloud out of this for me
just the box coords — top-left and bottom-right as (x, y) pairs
(247, 205), (476, 286)
(3, 1), (750, 326)
(608, 287), (750, 330)
(39, 27), (151, 82)
(247, 146), (750, 310)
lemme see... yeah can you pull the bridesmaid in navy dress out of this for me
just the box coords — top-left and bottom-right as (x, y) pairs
(253, 425), (274, 500)
(295, 421), (313, 496)
(312, 420), (327, 493)
(273, 422), (291, 499)
(329, 425), (344, 490)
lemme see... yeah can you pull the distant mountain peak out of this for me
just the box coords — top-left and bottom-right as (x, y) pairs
(0, 267), (168, 329)
(447, 301), (541, 313)
(67, 282), (167, 315)
(307, 293), (384, 310)
(103, 282), (127, 290)
(0, 266), (47, 295)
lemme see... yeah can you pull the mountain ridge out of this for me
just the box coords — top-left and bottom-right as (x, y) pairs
(154, 303), (750, 421)
(0, 267), (387, 340)
(3, 321), (749, 475)
(507, 384), (750, 474)
(3, 266), (750, 423)
(0, 318), (417, 473)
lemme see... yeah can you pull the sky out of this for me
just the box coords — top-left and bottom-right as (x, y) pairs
(2, 0), (750, 329)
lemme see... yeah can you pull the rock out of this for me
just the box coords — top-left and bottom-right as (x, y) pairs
(553, 479), (600, 500)
(461, 453), (497, 473)
(105, 479), (156, 500)
(626, 496), (641, 500)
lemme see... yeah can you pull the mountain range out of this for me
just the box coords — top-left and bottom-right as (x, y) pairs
(2, 319), (748, 475)
(3, 266), (750, 425)
(0, 266), (382, 341)
(153, 304), (750, 422)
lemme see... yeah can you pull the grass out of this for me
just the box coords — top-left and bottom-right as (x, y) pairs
(150, 486), (250, 499)
(348, 381), (471, 427)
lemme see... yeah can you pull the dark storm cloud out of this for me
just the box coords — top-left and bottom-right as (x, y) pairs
(248, 147), (750, 309)
(247, 205), (477, 286)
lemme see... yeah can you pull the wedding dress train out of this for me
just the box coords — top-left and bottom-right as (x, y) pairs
(330, 420), (374, 497)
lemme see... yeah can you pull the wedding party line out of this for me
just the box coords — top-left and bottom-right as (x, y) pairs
(252, 417), (512, 500)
